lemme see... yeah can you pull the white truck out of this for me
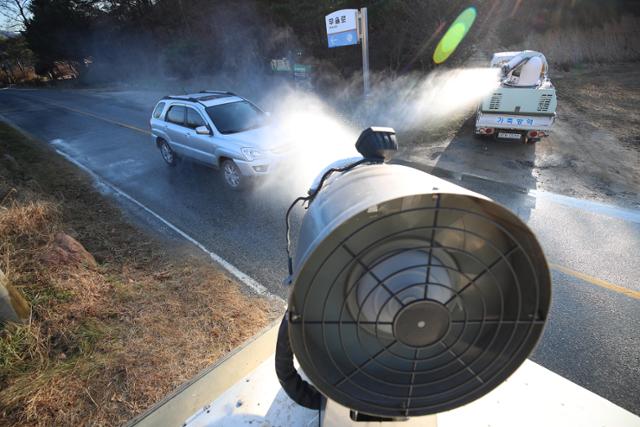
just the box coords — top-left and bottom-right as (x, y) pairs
(475, 50), (557, 143)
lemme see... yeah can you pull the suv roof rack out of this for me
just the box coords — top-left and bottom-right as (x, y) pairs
(199, 90), (236, 96)
(162, 95), (202, 103)
(162, 91), (237, 105)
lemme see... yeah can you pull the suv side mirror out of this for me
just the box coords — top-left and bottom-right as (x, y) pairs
(196, 125), (211, 135)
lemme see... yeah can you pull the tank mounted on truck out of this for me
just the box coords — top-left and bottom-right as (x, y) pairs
(475, 50), (557, 143)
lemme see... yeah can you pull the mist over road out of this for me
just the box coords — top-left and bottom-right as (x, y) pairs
(0, 88), (638, 415)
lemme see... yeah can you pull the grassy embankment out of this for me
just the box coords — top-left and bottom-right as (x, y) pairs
(0, 123), (279, 426)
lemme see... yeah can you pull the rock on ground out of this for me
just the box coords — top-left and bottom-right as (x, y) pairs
(41, 232), (98, 269)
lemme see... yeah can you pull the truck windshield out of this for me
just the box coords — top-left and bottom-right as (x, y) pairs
(205, 101), (266, 134)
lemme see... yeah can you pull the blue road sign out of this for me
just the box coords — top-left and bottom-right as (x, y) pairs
(328, 29), (358, 48)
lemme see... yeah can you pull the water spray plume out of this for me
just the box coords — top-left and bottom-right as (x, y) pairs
(262, 90), (359, 197)
(356, 67), (500, 132)
(261, 67), (498, 198)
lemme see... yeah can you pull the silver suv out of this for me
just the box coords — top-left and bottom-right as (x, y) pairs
(150, 91), (287, 190)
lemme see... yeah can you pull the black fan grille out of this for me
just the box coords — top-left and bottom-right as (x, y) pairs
(288, 194), (550, 417)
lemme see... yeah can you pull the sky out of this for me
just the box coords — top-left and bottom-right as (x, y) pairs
(0, 5), (23, 33)
(1, 19), (12, 32)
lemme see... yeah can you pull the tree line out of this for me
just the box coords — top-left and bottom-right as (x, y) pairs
(0, 0), (638, 85)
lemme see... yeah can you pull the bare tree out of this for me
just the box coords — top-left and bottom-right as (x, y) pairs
(0, 0), (30, 31)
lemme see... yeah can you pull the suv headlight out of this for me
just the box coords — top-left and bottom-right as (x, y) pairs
(241, 148), (263, 162)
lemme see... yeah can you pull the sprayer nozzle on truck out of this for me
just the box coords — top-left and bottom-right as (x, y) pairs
(475, 50), (557, 143)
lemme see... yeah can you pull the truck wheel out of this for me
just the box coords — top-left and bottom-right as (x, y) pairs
(222, 159), (245, 191)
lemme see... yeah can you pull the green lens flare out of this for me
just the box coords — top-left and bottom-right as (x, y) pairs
(433, 7), (477, 64)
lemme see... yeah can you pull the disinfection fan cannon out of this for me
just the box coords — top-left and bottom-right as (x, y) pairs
(277, 127), (551, 426)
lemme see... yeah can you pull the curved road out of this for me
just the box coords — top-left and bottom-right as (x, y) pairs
(0, 88), (638, 415)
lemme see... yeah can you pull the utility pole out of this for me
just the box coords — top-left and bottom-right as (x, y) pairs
(359, 7), (370, 96)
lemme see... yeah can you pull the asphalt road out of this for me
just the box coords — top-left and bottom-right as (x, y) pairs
(1, 88), (639, 415)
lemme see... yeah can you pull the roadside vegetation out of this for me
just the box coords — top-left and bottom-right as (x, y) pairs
(0, 123), (280, 426)
(1, 0), (638, 88)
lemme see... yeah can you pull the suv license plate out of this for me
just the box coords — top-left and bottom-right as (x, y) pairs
(498, 132), (521, 139)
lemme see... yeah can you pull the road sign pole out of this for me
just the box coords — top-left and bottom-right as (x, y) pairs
(359, 7), (370, 96)
(325, 8), (366, 93)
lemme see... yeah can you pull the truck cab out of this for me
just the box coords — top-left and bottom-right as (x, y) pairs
(475, 50), (557, 143)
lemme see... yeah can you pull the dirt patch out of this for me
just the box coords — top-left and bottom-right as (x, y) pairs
(553, 63), (640, 150)
(0, 123), (282, 426)
(535, 63), (640, 205)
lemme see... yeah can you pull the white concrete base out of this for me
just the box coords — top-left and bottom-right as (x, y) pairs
(183, 355), (639, 427)
(437, 361), (640, 427)
(322, 399), (437, 427)
(183, 354), (319, 427)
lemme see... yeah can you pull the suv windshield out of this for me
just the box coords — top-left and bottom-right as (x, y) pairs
(205, 101), (266, 134)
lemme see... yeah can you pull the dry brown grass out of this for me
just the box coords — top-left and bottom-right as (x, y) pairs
(0, 123), (281, 426)
(0, 201), (59, 241)
(511, 15), (640, 68)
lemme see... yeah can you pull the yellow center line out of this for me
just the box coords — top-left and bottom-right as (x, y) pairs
(550, 263), (640, 300)
(40, 100), (152, 135)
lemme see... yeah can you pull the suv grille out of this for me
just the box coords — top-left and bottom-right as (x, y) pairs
(537, 94), (553, 112)
(489, 93), (502, 110)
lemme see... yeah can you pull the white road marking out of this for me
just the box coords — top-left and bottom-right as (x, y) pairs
(53, 146), (277, 299)
(530, 189), (640, 224)
(432, 166), (640, 224)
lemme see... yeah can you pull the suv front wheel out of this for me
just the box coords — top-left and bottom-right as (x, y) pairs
(222, 159), (245, 191)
